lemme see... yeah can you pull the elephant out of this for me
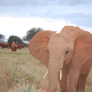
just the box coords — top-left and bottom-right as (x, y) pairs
(28, 26), (92, 92)
(19, 44), (24, 48)
(0, 43), (2, 46)
(1, 42), (10, 49)
(17, 44), (21, 49)
(11, 42), (18, 51)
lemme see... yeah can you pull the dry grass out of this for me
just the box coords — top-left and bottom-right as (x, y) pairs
(0, 48), (48, 92)
(0, 48), (92, 92)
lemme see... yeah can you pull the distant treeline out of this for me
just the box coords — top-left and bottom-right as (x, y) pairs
(0, 27), (43, 45)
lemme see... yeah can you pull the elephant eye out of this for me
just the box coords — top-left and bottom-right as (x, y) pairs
(65, 51), (69, 54)
(47, 50), (49, 53)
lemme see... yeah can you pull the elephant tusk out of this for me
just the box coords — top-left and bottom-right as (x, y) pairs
(60, 70), (62, 80)
(43, 70), (48, 79)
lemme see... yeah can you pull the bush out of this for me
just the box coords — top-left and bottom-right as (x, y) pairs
(0, 62), (35, 92)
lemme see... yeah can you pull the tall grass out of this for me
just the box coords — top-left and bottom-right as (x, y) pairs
(0, 48), (92, 92)
(0, 48), (48, 92)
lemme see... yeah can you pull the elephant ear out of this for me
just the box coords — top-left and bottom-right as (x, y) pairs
(60, 26), (76, 33)
(29, 30), (56, 67)
(70, 30), (92, 69)
(60, 26), (83, 33)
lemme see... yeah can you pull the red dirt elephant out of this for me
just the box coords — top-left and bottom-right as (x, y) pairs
(1, 43), (10, 49)
(17, 44), (21, 49)
(28, 26), (92, 92)
(19, 44), (24, 48)
(11, 42), (18, 51)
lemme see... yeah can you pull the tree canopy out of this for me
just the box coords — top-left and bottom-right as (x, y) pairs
(0, 34), (5, 42)
(22, 27), (43, 42)
(7, 35), (24, 44)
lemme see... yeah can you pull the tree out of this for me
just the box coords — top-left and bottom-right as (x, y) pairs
(7, 35), (23, 44)
(22, 27), (43, 42)
(0, 34), (5, 42)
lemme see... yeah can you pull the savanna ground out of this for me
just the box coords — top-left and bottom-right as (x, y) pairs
(0, 48), (92, 92)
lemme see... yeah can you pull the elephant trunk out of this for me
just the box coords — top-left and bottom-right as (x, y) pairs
(47, 68), (59, 92)
(47, 59), (64, 92)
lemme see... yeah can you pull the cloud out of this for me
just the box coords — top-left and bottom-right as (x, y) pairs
(0, 3), (92, 27)
(0, 16), (92, 41)
(66, 12), (92, 27)
(47, 11), (92, 27)
(0, 0), (92, 29)
(0, 0), (92, 7)
(0, 17), (73, 39)
(62, 0), (92, 6)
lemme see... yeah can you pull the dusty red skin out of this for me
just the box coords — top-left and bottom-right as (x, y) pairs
(11, 42), (18, 52)
(29, 26), (92, 92)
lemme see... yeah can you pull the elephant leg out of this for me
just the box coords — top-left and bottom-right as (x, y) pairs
(68, 64), (81, 92)
(76, 74), (88, 92)
(76, 69), (91, 92)
(59, 68), (68, 92)
(1, 46), (3, 49)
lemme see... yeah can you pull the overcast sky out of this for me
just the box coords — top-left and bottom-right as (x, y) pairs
(0, 0), (92, 41)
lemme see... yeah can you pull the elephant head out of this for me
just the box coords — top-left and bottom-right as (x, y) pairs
(28, 27), (92, 92)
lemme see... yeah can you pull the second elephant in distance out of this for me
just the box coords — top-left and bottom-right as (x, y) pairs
(11, 42), (18, 51)
(28, 26), (92, 92)
(1, 42), (10, 49)
(18, 44), (24, 48)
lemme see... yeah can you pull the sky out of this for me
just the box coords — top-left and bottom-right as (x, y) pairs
(0, 0), (92, 41)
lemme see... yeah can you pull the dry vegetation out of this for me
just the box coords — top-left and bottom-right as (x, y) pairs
(0, 48), (92, 92)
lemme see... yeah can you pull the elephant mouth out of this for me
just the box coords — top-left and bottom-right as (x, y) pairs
(43, 69), (62, 80)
